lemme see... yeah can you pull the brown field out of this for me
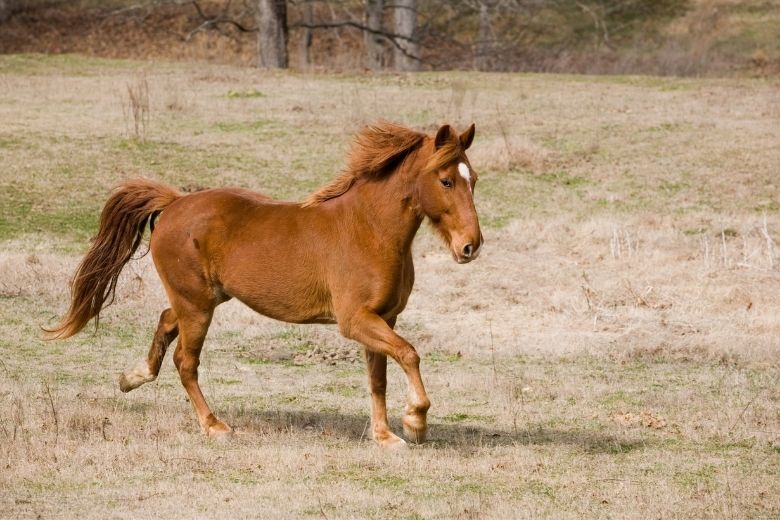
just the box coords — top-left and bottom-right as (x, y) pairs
(1, 54), (779, 518)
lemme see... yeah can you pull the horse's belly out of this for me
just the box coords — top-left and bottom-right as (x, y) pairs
(243, 297), (335, 325)
(223, 275), (334, 325)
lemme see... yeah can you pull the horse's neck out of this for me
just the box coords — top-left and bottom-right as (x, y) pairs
(349, 164), (423, 254)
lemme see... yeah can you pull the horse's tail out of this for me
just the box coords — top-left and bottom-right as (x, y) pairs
(46, 179), (182, 340)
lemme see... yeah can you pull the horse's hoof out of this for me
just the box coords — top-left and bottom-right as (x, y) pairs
(402, 415), (428, 444)
(118, 361), (154, 393)
(207, 421), (233, 442)
(375, 431), (408, 450)
(386, 438), (409, 450)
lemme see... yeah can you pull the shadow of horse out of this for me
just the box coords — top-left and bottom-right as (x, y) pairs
(227, 407), (653, 453)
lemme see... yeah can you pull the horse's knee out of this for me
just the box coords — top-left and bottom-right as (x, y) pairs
(399, 346), (420, 370)
(173, 348), (198, 375)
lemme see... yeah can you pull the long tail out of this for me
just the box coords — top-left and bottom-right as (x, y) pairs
(46, 179), (182, 339)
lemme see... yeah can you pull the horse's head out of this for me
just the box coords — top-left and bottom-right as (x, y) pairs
(416, 123), (483, 264)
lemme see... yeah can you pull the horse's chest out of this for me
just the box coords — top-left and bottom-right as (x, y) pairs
(376, 260), (415, 318)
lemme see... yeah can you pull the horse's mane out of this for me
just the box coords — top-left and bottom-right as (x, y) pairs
(302, 121), (461, 207)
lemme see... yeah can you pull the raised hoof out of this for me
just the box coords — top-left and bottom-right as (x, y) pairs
(402, 415), (428, 444)
(118, 361), (155, 393)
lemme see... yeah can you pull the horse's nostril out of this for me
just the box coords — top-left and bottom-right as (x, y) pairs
(462, 243), (473, 258)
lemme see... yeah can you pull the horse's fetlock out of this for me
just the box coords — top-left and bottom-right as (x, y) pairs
(408, 399), (430, 416)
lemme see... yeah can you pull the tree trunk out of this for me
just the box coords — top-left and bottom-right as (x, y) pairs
(256, 0), (288, 69)
(393, 0), (419, 71)
(475, 1), (492, 71)
(0, 0), (14, 23)
(300, 0), (313, 69)
(364, 0), (384, 71)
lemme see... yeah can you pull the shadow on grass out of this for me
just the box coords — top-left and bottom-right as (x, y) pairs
(228, 407), (654, 454)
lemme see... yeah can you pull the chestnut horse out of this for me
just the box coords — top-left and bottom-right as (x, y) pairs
(49, 121), (483, 448)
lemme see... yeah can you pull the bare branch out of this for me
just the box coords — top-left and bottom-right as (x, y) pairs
(291, 20), (424, 63)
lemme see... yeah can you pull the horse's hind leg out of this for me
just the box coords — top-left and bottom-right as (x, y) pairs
(171, 302), (232, 439)
(119, 308), (179, 392)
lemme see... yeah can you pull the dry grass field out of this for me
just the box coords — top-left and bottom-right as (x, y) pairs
(1, 54), (779, 518)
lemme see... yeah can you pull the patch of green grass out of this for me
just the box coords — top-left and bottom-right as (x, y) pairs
(560, 73), (702, 91)
(538, 170), (588, 188)
(683, 227), (707, 236)
(226, 89), (266, 98)
(600, 440), (649, 455)
(425, 351), (462, 363)
(271, 327), (306, 342)
(365, 475), (407, 489)
(213, 377), (242, 385)
(521, 478), (556, 500)
(754, 200), (780, 212)
(0, 53), (140, 76)
(702, 439), (755, 453)
(0, 183), (97, 244)
(266, 327), (318, 354)
(0, 134), (25, 148)
(226, 468), (261, 485)
(660, 180), (689, 194)
(406, 109), (435, 125)
(215, 119), (274, 133)
(241, 356), (273, 366)
(318, 383), (362, 398)
(600, 390), (643, 408)
(456, 481), (498, 495)
(674, 464), (718, 490)
(441, 412), (494, 423)
(646, 122), (691, 133)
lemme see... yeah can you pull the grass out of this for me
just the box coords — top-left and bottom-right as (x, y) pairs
(0, 54), (779, 518)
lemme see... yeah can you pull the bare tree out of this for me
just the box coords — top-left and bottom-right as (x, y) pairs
(474, 0), (494, 71)
(256, 0), (288, 68)
(393, 0), (419, 71)
(364, 0), (385, 70)
(0, 0), (16, 23)
(300, 0), (313, 67)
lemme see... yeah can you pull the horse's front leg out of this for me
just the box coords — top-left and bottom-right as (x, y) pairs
(365, 350), (407, 448)
(342, 310), (431, 446)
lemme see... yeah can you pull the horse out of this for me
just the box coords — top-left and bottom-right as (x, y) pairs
(48, 121), (483, 448)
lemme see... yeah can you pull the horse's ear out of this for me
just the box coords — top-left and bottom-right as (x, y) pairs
(435, 124), (456, 149)
(460, 123), (476, 150)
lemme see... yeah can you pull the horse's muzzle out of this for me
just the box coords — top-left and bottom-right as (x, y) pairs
(453, 238), (483, 264)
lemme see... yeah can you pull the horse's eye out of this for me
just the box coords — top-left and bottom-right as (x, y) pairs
(440, 178), (453, 188)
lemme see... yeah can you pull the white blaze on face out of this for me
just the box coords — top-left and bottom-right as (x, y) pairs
(457, 162), (472, 192)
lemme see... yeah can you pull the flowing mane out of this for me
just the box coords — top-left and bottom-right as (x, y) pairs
(302, 121), (437, 207)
